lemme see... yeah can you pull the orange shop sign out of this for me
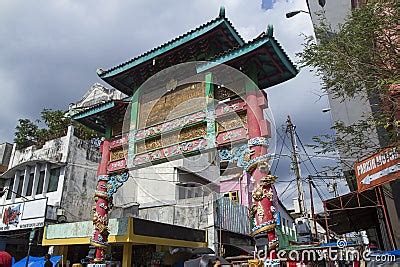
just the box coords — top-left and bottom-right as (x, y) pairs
(355, 147), (399, 192)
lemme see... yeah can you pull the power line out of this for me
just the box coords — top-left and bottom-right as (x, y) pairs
(272, 126), (287, 175)
(294, 131), (330, 187)
(278, 179), (295, 199)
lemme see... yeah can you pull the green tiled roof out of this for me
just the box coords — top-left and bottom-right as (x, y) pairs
(197, 33), (297, 76)
(97, 10), (244, 79)
(196, 32), (298, 89)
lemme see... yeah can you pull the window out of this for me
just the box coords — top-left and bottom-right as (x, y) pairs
(223, 191), (239, 203)
(47, 168), (60, 192)
(25, 173), (34, 196)
(16, 175), (24, 197)
(36, 170), (45, 194)
(6, 179), (14, 199)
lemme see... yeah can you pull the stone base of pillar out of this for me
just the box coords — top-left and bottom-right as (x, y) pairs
(88, 264), (107, 267)
(264, 259), (280, 267)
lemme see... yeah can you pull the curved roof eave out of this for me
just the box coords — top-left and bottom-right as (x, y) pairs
(196, 35), (297, 77)
(97, 15), (244, 80)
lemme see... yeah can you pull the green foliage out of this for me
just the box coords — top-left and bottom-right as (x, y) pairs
(14, 108), (98, 149)
(14, 119), (39, 149)
(298, 2), (399, 161)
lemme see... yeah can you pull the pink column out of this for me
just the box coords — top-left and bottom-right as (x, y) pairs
(246, 90), (278, 259)
(91, 140), (111, 263)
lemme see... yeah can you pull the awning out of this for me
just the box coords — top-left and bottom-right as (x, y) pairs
(316, 189), (380, 235)
(43, 217), (207, 248)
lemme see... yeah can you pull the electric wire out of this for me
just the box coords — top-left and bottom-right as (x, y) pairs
(272, 126), (287, 175)
(295, 131), (330, 186)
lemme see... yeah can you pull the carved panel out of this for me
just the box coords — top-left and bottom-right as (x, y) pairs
(109, 136), (128, 150)
(215, 99), (246, 116)
(214, 87), (237, 101)
(217, 113), (247, 133)
(110, 149), (127, 161)
(138, 83), (206, 128)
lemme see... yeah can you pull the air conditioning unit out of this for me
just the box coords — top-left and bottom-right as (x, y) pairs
(56, 208), (65, 216)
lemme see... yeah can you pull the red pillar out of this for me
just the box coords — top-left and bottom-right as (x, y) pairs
(92, 139), (111, 263)
(246, 89), (278, 260)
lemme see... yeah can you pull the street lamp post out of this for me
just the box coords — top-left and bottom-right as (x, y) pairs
(285, 10), (310, 18)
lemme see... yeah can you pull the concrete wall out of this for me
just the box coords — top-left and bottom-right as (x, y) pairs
(308, 0), (351, 32)
(60, 133), (101, 222)
(137, 196), (209, 230)
(0, 143), (12, 174)
(114, 153), (220, 207)
(8, 136), (67, 168)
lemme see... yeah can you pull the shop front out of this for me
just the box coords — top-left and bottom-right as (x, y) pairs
(42, 217), (207, 267)
(0, 198), (49, 260)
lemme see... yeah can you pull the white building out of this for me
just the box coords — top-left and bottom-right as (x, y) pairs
(0, 121), (101, 258)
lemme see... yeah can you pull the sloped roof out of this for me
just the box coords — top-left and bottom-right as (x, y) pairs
(197, 31), (298, 89)
(97, 7), (244, 80)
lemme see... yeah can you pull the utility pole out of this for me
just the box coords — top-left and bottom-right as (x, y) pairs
(286, 115), (306, 216)
(308, 176), (318, 240)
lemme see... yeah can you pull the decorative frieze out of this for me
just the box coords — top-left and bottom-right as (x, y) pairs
(107, 159), (126, 172)
(215, 98), (246, 116)
(135, 111), (205, 140)
(216, 128), (247, 145)
(135, 123), (207, 153)
(133, 138), (208, 166)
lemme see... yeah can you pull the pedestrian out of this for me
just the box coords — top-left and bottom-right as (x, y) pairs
(44, 254), (53, 267)
(0, 251), (12, 267)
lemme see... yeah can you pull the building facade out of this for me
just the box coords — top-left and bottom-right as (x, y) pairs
(0, 125), (100, 260)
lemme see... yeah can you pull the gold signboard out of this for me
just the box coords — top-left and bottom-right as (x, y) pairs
(138, 83), (206, 128)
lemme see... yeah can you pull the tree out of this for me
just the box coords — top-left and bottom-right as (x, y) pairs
(14, 109), (98, 149)
(14, 119), (39, 149)
(299, 2), (399, 161)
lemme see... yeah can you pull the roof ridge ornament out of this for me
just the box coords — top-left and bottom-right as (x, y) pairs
(266, 24), (274, 37)
(219, 6), (225, 18)
(97, 68), (105, 76)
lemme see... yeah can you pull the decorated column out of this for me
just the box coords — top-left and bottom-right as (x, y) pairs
(90, 138), (129, 263)
(91, 139), (111, 263)
(245, 78), (279, 265)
